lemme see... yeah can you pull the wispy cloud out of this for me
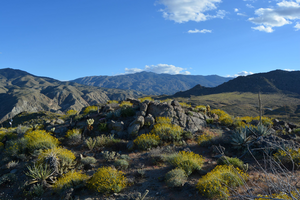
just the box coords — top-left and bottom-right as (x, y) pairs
(237, 13), (247, 16)
(188, 29), (212, 33)
(252, 25), (274, 32)
(295, 22), (300, 30)
(246, 4), (254, 8)
(234, 8), (239, 12)
(284, 69), (296, 71)
(123, 64), (191, 75)
(249, 0), (300, 32)
(156, 0), (224, 23)
(226, 71), (254, 77)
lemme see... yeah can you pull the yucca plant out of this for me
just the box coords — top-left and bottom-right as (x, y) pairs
(230, 127), (254, 152)
(25, 163), (55, 187)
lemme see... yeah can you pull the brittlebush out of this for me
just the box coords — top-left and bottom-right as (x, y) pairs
(87, 166), (127, 193)
(24, 130), (59, 151)
(134, 133), (160, 150)
(53, 171), (89, 191)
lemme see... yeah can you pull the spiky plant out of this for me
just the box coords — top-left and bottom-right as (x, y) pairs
(44, 152), (60, 174)
(230, 127), (254, 152)
(25, 163), (55, 187)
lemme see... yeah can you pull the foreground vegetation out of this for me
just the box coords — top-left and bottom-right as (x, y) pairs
(0, 97), (300, 200)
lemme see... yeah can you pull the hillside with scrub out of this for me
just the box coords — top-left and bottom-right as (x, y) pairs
(0, 97), (300, 200)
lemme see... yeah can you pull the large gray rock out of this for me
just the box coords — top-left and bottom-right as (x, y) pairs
(126, 98), (140, 106)
(147, 102), (177, 119)
(127, 116), (144, 136)
(112, 121), (124, 132)
(140, 102), (148, 113)
(145, 114), (155, 126)
(185, 116), (206, 133)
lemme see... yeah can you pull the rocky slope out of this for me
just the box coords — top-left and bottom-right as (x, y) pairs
(71, 71), (232, 95)
(0, 68), (144, 123)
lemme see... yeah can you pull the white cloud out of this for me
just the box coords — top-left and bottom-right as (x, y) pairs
(188, 29), (212, 33)
(294, 22), (300, 30)
(227, 71), (254, 77)
(234, 8), (239, 12)
(123, 64), (191, 75)
(156, 0), (224, 23)
(124, 68), (143, 74)
(248, 1), (300, 32)
(251, 25), (274, 32)
(246, 4), (255, 8)
(284, 69), (296, 71)
(237, 13), (247, 16)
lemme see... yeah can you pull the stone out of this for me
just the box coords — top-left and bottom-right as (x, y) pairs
(56, 118), (65, 124)
(112, 121), (124, 132)
(144, 114), (155, 126)
(171, 100), (181, 107)
(140, 102), (148, 113)
(126, 98), (140, 105)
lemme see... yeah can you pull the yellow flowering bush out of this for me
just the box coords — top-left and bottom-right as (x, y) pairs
(134, 133), (160, 150)
(273, 148), (300, 168)
(168, 151), (205, 176)
(24, 130), (59, 151)
(195, 105), (207, 113)
(252, 116), (273, 127)
(196, 165), (248, 199)
(151, 122), (182, 142)
(87, 166), (127, 193)
(83, 106), (98, 115)
(119, 101), (133, 107)
(255, 190), (300, 200)
(66, 109), (78, 116)
(211, 109), (234, 126)
(138, 97), (153, 102)
(179, 102), (191, 108)
(53, 170), (89, 191)
(0, 142), (4, 150)
(197, 129), (219, 147)
(156, 116), (171, 124)
(66, 128), (81, 138)
(38, 147), (76, 167)
(107, 100), (119, 104)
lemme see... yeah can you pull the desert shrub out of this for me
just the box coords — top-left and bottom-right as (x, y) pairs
(6, 160), (19, 169)
(167, 151), (205, 176)
(0, 142), (4, 151)
(160, 99), (172, 103)
(273, 148), (300, 168)
(179, 102), (191, 108)
(101, 151), (120, 161)
(195, 105), (207, 113)
(25, 163), (55, 186)
(211, 109), (234, 126)
(252, 116), (273, 127)
(151, 122), (182, 142)
(87, 166), (127, 193)
(120, 106), (135, 117)
(98, 122), (109, 132)
(83, 106), (98, 115)
(86, 134), (119, 151)
(106, 109), (121, 119)
(138, 97), (153, 102)
(38, 147), (76, 170)
(66, 109), (78, 116)
(0, 173), (17, 186)
(134, 133), (160, 150)
(165, 168), (187, 187)
(107, 100), (119, 104)
(233, 119), (248, 129)
(119, 101), (133, 107)
(196, 165), (248, 199)
(156, 116), (171, 124)
(293, 128), (300, 134)
(197, 128), (220, 147)
(255, 190), (300, 200)
(24, 130), (59, 151)
(114, 159), (129, 170)
(81, 156), (97, 165)
(182, 131), (193, 140)
(65, 128), (81, 144)
(217, 156), (247, 171)
(53, 170), (89, 191)
(27, 183), (44, 197)
(15, 125), (31, 137)
(4, 138), (28, 158)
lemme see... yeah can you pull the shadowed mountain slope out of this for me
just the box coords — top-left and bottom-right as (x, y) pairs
(0, 68), (144, 123)
(71, 71), (232, 95)
(172, 70), (300, 97)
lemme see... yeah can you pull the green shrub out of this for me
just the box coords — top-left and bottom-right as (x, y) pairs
(217, 156), (247, 171)
(86, 134), (120, 151)
(165, 168), (187, 187)
(65, 128), (81, 144)
(87, 166), (127, 193)
(134, 133), (160, 150)
(151, 122), (182, 142)
(98, 122), (109, 132)
(4, 138), (28, 158)
(179, 102), (191, 108)
(25, 163), (54, 186)
(273, 148), (300, 168)
(167, 151), (205, 176)
(24, 130), (59, 151)
(196, 165), (248, 199)
(114, 159), (129, 170)
(28, 183), (44, 197)
(53, 170), (89, 191)
(197, 128), (219, 147)
(81, 156), (97, 165)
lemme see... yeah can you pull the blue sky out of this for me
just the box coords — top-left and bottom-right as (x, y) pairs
(0, 0), (299, 81)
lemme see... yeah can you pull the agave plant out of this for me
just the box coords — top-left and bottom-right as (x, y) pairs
(25, 163), (55, 187)
(252, 124), (272, 137)
(230, 127), (254, 152)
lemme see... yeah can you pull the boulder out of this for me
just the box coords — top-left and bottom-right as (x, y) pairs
(136, 111), (146, 117)
(127, 116), (144, 136)
(112, 121), (124, 132)
(145, 114), (155, 126)
(140, 102), (148, 113)
(126, 98), (140, 106)
(185, 116), (206, 133)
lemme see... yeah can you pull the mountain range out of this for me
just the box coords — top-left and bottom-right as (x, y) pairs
(172, 70), (300, 97)
(71, 71), (233, 95)
(0, 68), (143, 123)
